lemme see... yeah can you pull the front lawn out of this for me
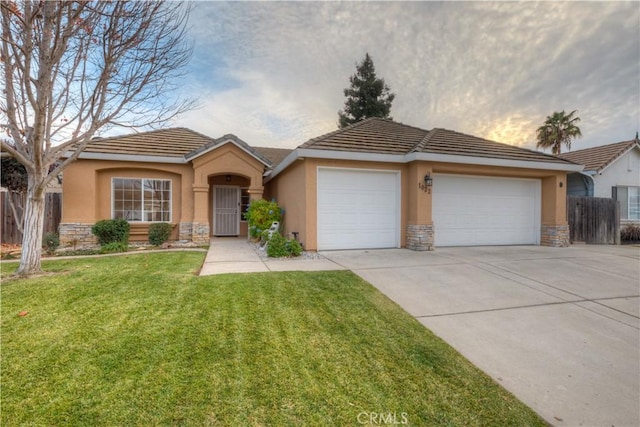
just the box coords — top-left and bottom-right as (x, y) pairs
(1, 253), (545, 426)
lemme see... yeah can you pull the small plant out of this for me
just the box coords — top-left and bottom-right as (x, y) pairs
(42, 232), (60, 255)
(266, 232), (302, 258)
(92, 219), (130, 246)
(286, 238), (303, 257)
(266, 232), (288, 258)
(148, 222), (173, 246)
(246, 199), (282, 239)
(621, 224), (640, 242)
(99, 241), (128, 254)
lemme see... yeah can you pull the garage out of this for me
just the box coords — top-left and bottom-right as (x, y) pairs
(317, 167), (400, 250)
(432, 174), (541, 246)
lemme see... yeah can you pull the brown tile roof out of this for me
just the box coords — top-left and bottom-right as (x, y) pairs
(300, 118), (575, 165)
(84, 128), (210, 157)
(83, 128), (272, 166)
(299, 118), (428, 154)
(253, 147), (293, 168)
(558, 139), (639, 172)
(417, 128), (571, 164)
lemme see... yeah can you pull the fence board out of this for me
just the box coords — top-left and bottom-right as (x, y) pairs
(0, 192), (62, 245)
(567, 196), (620, 244)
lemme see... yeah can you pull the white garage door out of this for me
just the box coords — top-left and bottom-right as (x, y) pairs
(317, 168), (400, 250)
(432, 174), (540, 246)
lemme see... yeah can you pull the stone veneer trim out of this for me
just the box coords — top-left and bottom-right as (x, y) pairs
(406, 223), (434, 251)
(59, 223), (97, 247)
(540, 224), (570, 247)
(191, 222), (210, 245)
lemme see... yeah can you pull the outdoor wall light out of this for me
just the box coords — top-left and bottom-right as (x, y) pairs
(225, 175), (231, 182)
(424, 173), (433, 188)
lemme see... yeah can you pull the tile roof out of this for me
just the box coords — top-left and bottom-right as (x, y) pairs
(253, 147), (294, 168)
(299, 118), (428, 154)
(417, 128), (571, 164)
(300, 118), (575, 165)
(83, 128), (272, 166)
(558, 139), (639, 172)
(84, 128), (210, 157)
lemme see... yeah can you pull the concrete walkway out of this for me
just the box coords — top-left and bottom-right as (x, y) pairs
(199, 237), (345, 275)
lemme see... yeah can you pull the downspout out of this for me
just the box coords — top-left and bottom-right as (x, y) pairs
(579, 171), (596, 197)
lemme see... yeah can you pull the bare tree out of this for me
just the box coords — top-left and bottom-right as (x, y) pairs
(1, 1), (193, 276)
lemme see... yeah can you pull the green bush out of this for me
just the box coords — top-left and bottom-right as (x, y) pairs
(286, 238), (303, 257)
(266, 232), (302, 258)
(621, 224), (640, 242)
(246, 199), (282, 238)
(92, 219), (130, 246)
(99, 242), (128, 254)
(42, 232), (60, 255)
(148, 222), (173, 246)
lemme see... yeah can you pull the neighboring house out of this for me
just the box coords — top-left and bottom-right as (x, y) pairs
(60, 118), (582, 249)
(559, 139), (640, 224)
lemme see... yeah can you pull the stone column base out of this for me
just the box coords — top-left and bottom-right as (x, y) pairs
(406, 224), (434, 251)
(541, 224), (569, 247)
(192, 222), (210, 245)
(59, 223), (97, 248)
(179, 222), (193, 241)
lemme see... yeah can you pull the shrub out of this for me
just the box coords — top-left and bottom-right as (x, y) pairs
(99, 241), (128, 254)
(246, 199), (282, 238)
(266, 232), (302, 258)
(621, 224), (640, 242)
(92, 219), (130, 246)
(42, 232), (60, 255)
(148, 222), (173, 246)
(286, 238), (303, 257)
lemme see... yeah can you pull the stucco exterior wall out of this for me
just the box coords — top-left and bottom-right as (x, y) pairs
(61, 160), (192, 242)
(266, 159), (307, 245)
(592, 149), (640, 198)
(61, 142), (266, 245)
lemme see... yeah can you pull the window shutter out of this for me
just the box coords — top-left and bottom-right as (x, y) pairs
(611, 186), (617, 200)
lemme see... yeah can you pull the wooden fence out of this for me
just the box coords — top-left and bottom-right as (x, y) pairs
(567, 196), (620, 244)
(0, 192), (62, 245)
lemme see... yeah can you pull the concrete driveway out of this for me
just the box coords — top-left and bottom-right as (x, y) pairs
(323, 245), (640, 427)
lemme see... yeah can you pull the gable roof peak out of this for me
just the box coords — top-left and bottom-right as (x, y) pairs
(558, 139), (639, 172)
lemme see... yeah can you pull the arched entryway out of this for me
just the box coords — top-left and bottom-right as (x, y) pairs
(209, 174), (251, 236)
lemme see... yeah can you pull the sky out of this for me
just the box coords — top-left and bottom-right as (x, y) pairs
(168, 1), (639, 152)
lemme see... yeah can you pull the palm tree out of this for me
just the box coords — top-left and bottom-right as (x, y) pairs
(536, 110), (583, 155)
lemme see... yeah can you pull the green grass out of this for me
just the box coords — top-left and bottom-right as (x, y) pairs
(1, 253), (546, 426)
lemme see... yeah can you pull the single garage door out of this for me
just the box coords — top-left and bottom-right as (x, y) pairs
(317, 168), (400, 250)
(432, 174), (540, 246)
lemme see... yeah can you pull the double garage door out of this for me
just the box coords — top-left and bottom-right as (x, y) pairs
(432, 175), (541, 246)
(317, 168), (540, 250)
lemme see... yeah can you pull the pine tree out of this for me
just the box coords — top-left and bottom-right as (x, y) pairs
(338, 53), (395, 128)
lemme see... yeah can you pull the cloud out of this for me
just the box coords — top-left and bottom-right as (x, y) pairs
(175, 1), (639, 151)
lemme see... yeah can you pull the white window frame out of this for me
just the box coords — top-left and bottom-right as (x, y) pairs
(111, 178), (172, 222)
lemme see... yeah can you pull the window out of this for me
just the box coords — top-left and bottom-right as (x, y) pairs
(240, 188), (250, 221)
(612, 186), (640, 220)
(113, 178), (171, 222)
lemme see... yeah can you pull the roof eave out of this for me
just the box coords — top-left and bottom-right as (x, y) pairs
(70, 151), (187, 164)
(408, 152), (584, 172)
(265, 148), (584, 181)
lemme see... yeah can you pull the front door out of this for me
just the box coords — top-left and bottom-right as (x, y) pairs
(214, 186), (240, 236)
